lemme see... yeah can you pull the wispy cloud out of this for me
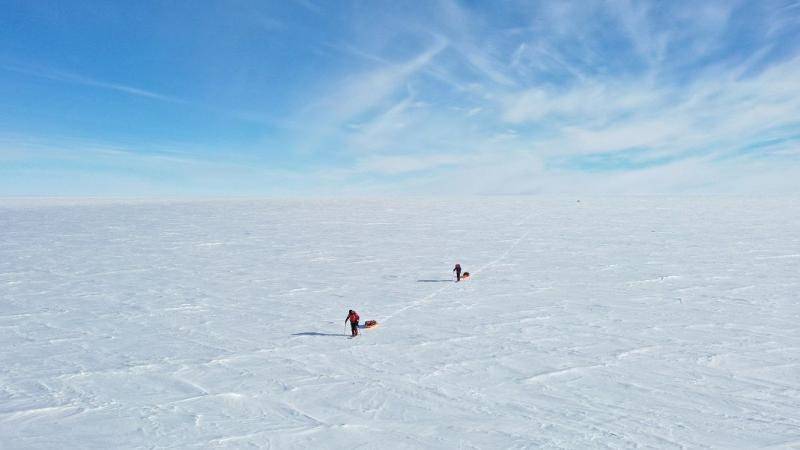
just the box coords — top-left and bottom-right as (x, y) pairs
(0, 133), (322, 196)
(3, 0), (799, 196)
(284, 0), (800, 194)
(292, 37), (448, 155)
(312, 39), (447, 120)
(290, 0), (322, 15)
(2, 63), (184, 103)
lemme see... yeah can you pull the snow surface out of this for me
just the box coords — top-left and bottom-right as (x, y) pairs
(1, 197), (799, 448)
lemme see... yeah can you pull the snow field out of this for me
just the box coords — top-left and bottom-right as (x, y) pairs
(1, 197), (799, 448)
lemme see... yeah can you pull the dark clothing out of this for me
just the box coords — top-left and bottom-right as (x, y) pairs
(350, 321), (359, 336)
(453, 264), (462, 281)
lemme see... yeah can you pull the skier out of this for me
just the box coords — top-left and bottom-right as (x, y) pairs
(345, 309), (360, 337)
(453, 263), (462, 282)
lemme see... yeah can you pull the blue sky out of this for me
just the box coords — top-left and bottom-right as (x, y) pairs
(1, 0), (799, 196)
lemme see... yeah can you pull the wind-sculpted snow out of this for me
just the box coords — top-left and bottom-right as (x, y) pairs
(1, 197), (799, 448)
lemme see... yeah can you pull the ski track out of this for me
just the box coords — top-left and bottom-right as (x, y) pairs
(381, 213), (535, 323)
(2, 198), (800, 448)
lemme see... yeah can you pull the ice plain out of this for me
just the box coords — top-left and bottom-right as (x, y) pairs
(1, 197), (799, 448)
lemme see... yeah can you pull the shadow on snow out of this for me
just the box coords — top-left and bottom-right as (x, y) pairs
(417, 279), (453, 283)
(292, 332), (345, 337)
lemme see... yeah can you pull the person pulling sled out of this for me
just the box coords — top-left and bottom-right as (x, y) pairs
(453, 263), (462, 282)
(345, 309), (360, 337)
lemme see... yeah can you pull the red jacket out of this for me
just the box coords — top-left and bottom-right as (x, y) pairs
(347, 312), (360, 324)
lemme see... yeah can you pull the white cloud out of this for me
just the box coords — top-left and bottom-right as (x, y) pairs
(355, 154), (463, 175)
(13, 0), (790, 196)
(2, 63), (183, 103)
(252, 0), (800, 194)
(307, 39), (447, 123)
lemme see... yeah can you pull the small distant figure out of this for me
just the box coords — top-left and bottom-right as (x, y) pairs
(453, 263), (462, 282)
(345, 309), (360, 337)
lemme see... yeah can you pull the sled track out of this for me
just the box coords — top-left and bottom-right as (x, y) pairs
(381, 213), (534, 323)
(472, 216), (534, 276)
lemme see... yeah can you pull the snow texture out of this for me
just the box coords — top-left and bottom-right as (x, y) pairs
(1, 197), (799, 448)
